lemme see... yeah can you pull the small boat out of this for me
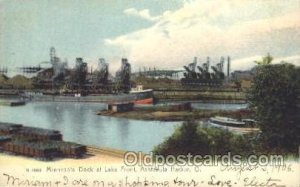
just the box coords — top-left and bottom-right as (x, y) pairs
(208, 116), (259, 133)
(209, 116), (257, 127)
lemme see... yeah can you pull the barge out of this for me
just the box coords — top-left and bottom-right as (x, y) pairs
(22, 86), (154, 104)
(0, 122), (86, 159)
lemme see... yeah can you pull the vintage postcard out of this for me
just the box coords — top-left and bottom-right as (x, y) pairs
(0, 0), (299, 186)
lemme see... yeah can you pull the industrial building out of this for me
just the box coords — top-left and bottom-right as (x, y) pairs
(181, 56), (231, 86)
(132, 68), (183, 80)
(30, 47), (132, 93)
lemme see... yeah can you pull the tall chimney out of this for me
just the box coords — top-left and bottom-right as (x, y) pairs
(227, 56), (230, 77)
(206, 56), (210, 72)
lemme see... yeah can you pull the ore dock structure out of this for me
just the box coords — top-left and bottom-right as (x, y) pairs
(181, 56), (231, 86)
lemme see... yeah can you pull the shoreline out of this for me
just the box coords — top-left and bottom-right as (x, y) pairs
(0, 99), (247, 105)
(157, 99), (246, 104)
(97, 110), (212, 121)
(0, 145), (127, 163)
(97, 108), (251, 122)
(0, 88), (247, 104)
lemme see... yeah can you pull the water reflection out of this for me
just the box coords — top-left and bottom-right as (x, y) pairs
(0, 101), (246, 152)
(117, 119), (129, 148)
(156, 101), (247, 110)
(0, 102), (177, 152)
(192, 103), (247, 110)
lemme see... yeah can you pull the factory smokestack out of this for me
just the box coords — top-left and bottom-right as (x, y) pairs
(50, 47), (56, 64)
(227, 56), (230, 78)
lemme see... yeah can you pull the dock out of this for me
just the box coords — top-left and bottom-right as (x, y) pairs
(86, 146), (127, 158)
(0, 100), (25, 106)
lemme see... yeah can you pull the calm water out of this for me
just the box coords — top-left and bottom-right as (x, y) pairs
(192, 103), (247, 110)
(157, 101), (247, 110)
(0, 101), (246, 152)
(0, 102), (181, 152)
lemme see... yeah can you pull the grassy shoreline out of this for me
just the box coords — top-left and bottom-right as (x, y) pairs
(97, 106), (252, 122)
(153, 90), (246, 101)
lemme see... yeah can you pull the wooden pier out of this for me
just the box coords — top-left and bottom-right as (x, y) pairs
(0, 100), (25, 106)
(86, 146), (127, 158)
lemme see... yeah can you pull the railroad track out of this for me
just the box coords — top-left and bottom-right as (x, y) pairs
(86, 146), (126, 158)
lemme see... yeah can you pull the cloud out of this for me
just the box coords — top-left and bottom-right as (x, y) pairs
(106, 0), (300, 72)
(124, 8), (161, 22)
(274, 55), (300, 66)
(231, 55), (300, 71)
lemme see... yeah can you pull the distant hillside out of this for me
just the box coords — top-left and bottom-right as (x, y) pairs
(0, 74), (33, 89)
(0, 74), (9, 85)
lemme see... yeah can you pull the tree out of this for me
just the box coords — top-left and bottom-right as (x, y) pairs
(247, 61), (300, 152)
(153, 122), (200, 156)
(254, 53), (273, 65)
(153, 121), (254, 156)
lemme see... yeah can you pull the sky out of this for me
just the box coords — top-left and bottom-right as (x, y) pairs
(0, 0), (299, 76)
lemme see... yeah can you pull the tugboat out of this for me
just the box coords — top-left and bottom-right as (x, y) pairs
(129, 85), (154, 104)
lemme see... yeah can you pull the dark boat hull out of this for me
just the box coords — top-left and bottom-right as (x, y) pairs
(24, 90), (154, 104)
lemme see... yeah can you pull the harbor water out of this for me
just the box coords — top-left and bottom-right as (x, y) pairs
(0, 101), (247, 152)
